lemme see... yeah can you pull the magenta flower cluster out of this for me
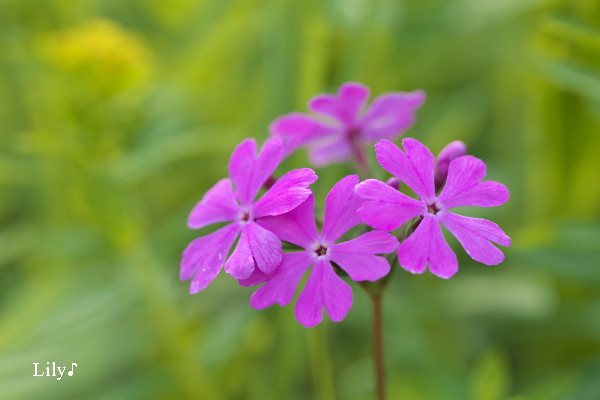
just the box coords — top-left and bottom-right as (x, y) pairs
(181, 82), (511, 327)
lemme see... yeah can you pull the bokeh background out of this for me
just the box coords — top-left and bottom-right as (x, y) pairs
(1, 0), (600, 399)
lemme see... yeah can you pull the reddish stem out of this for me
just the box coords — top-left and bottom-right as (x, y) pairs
(350, 138), (371, 177)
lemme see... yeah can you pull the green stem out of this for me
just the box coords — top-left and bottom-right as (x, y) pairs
(369, 290), (386, 400)
(308, 324), (336, 400)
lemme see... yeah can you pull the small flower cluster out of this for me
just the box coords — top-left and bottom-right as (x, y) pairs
(181, 82), (510, 327)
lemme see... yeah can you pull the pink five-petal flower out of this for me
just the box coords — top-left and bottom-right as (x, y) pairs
(243, 175), (398, 327)
(355, 138), (510, 279)
(180, 136), (318, 294)
(269, 82), (425, 167)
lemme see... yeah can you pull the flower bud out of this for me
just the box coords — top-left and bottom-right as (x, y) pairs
(434, 141), (467, 191)
(386, 177), (400, 190)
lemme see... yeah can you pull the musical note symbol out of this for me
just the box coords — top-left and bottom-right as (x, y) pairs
(68, 363), (78, 377)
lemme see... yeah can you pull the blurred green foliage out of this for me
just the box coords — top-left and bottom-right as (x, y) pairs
(1, 0), (599, 399)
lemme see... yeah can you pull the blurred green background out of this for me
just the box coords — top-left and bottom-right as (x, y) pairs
(1, 0), (599, 399)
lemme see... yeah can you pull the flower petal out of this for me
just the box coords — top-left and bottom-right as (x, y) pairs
(224, 227), (254, 280)
(329, 231), (398, 281)
(337, 82), (370, 121)
(332, 230), (399, 254)
(439, 212), (510, 265)
(225, 222), (282, 279)
(321, 175), (363, 243)
(228, 137), (283, 206)
(308, 94), (340, 122)
(375, 138), (436, 201)
(307, 135), (352, 166)
(181, 223), (241, 293)
(437, 156), (509, 209)
(360, 90), (425, 141)
(295, 258), (352, 327)
(253, 168), (318, 218)
(246, 222), (282, 275)
(398, 215), (458, 279)
(308, 82), (369, 124)
(228, 139), (257, 206)
(269, 113), (328, 158)
(250, 136), (283, 199)
(187, 178), (239, 229)
(257, 195), (318, 249)
(250, 251), (313, 308)
(355, 179), (424, 231)
(238, 267), (270, 287)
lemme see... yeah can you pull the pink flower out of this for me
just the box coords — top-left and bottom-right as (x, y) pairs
(180, 137), (317, 293)
(270, 82), (425, 167)
(241, 175), (398, 327)
(355, 138), (510, 279)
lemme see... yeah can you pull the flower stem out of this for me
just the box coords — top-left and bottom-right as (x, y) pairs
(360, 257), (395, 400)
(350, 139), (371, 177)
(369, 290), (386, 400)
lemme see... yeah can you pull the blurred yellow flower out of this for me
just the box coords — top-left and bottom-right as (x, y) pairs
(39, 19), (151, 95)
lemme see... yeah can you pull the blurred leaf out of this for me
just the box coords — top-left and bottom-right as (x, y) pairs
(469, 348), (511, 400)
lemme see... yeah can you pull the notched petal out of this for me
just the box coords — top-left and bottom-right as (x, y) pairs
(295, 259), (352, 327)
(253, 168), (318, 218)
(440, 212), (510, 266)
(249, 251), (313, 309)
(355, 179), (424, 231)
(329, 231), (398, 281)
(181, 224), (240, 293)
(321, 175), (362, 242)
(398, 216), (458, 279)
(438, 156), (509, 209)
(187, 178), (239, 229)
